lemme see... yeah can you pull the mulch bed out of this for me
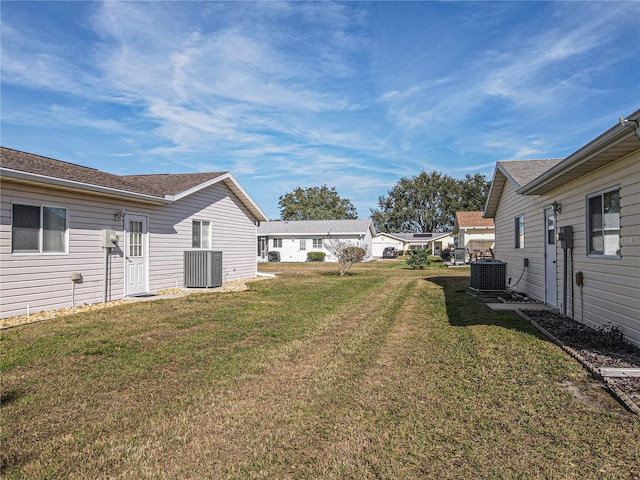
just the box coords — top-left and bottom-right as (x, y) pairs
(518, 309), (640, 415)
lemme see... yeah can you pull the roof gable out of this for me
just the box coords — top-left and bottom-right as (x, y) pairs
(484, 159), (562, 218)
(498, 159), (563, 189)
(455, 211), (494, 228)
(123, 172), (226, 196)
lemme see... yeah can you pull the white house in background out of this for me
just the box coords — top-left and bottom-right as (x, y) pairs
(0, 147), (268, 319)
(372, 232), (454, 257)
(484, 109), (640, 347)
(452, 211), (495, 260)
(257, 219), (376, 262)
(372, 232), (407, 257)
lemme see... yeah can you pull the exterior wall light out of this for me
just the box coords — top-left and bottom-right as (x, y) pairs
(619, 116), (640, 140)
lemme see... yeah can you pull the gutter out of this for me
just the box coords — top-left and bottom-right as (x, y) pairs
(518, 110), (640, 195)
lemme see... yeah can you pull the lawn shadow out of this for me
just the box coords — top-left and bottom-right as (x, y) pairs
(424, 275), (547, 339)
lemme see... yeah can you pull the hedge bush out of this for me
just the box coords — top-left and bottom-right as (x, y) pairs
(307, 251), (326, 262)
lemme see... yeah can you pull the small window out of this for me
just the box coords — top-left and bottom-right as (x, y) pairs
(129, 220), (144, 257)
(515, 214), (525, 249)
(312, 238), (323, 248)
(299, 239), (306, 251)
(273, 238), (282, 248)
(588, 187), (620, 256)
(12, 204), (67, 254)
(547, 213), (555, 245)
(192, 220), (211, 249)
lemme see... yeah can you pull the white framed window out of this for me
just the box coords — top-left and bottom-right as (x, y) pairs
(12, 204), (68, 254)
(273, 238), (282, 248)
(312, 238), (323, 248)
(192, 220), (211, 249)
(515, 214), (525, 249)
(587, 187), (620, 257)
(299, 239), (307, 251)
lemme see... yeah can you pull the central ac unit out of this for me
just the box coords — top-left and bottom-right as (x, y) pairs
(470, 259), (507, 292)
(184, 250), (222, 288)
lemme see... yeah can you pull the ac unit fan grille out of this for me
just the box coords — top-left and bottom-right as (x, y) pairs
(184, 250), (222, 288)
(470, 260), (506, 292)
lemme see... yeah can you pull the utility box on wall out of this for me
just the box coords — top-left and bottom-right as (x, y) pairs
(184, 250), (223, 288)
(558, 225), (573, 249)
(102, 229), (120, 248)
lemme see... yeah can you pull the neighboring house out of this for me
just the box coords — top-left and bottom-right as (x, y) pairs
(372, 232), (409, 257)
(372, 232), (454, 257)
(452, 211), (495, 259)
(257, 219), (376, 262)
(0, 147), (268, 319)
(484, 109), (640, 347)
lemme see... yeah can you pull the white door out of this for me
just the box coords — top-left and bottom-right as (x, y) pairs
(125, 214), (148, 296)
(544, 208), (557, 307)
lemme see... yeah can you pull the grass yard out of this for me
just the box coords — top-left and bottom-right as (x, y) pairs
(2, 260), (639, 479)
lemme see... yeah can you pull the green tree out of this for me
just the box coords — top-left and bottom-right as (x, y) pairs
(371, 171), (489, 233)
(459, 173), (490, 211)
(279, 185), (358, 220)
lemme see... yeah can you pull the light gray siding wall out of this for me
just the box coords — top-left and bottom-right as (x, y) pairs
(1, 184), (127, 318)
(152, 183), (258, 286)
(493, 179), (547, 302)
(544, 150), (640, 345)
(494, 149), (640, 346)
(1, 181), (259, 319)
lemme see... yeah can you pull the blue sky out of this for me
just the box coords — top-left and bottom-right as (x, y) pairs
(2, 1), (639, 219)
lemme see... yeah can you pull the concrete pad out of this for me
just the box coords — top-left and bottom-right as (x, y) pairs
(599, 368), (640, 378)
(486, 303), (551, 311)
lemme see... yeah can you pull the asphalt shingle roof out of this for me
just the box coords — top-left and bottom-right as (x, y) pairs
(1, 147), (226, 198)
(123, 173), (226, 196)
(455, 211), (494, 228)
(258, 219), (374, 235)
(498, 159), (563, 188)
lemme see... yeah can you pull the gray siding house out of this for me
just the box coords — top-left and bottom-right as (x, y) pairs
(1, 147), (268, 319)
(484, 109), (640, 346)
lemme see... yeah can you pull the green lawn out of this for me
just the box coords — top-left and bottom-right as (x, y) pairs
(2, 260), (638, 479)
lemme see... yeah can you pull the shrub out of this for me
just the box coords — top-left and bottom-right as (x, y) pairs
(397, 250), (405, 256)
(306, 251), (326, 262)
(440, 249), (452, 261)
(324, 238), (368, 276)
(406, 249), (431, 269)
